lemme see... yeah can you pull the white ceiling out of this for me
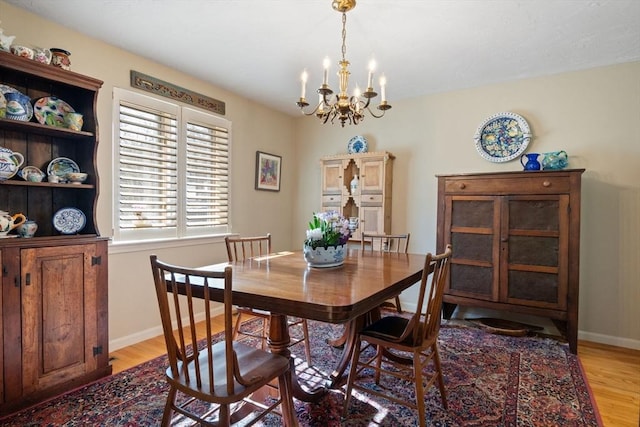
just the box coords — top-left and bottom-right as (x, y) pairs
(7, 0), (640, 116)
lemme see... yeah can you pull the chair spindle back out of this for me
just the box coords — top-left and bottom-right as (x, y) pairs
(225, 234), (272, 262)
(411, 244), (452, 345)
(150, 255), (234, 394)
(361, 233), (410, 253)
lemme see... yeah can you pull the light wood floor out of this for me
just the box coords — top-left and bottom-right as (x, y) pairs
(109, 316), (640, 427)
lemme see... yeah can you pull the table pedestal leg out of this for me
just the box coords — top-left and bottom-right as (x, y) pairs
(327, 308), (381, 388)
(269, 313), (326, 402)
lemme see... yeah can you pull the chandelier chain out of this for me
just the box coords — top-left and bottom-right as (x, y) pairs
(341, 12), (347, 62)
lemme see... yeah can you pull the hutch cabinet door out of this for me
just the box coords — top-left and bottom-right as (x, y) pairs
(20, 244), (99, 394)
(444, 195), (501, 301)
(358, 157), (385, 193)
(501, 195), (569, 310)
(360, 206), (385, 236)
(321, 160), (344, 194)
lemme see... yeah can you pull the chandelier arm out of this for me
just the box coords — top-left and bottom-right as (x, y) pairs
(298, 102), (325, 117)
(361, 96), (372, 109)
(365, 105), (387, 119)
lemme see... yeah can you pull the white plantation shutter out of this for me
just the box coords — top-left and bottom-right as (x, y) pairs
(183, 108), (230, 235)
(113, 89), (230, 242)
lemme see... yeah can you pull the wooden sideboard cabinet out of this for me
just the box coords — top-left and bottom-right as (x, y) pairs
(436, 169), (584, 353)
(0, 51), (110, 415)
(320, 151), (394, 240)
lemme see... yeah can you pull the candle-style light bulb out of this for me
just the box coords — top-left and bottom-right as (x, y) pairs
(300, 70), (308, 99)
(367, 59), (376, 89)
(323, 57), (330, 86)
(379, 75), (387, 102)
(354, 85), (361, 112)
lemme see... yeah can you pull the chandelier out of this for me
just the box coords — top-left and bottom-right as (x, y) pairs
(296, 0), (391, 127)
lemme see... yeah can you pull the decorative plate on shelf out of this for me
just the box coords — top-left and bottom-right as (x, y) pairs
(473, 112), (532, 162)
(347, 135), (368, 154)
(47, 157), (80, 179)
(0, 84), (33, 121)
(53, 207), (86, 234)
(0, 91), (6, 117)
(33, 96), (75, 127)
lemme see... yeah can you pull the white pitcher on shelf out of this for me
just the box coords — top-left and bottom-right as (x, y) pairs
(0, 23), (16, 52)
(350, 175), (359, 195)
(0, 210), (26, 236)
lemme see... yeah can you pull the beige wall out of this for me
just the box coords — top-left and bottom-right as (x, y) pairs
(3, 2), (638, 349)
(294, 61), (640, 349)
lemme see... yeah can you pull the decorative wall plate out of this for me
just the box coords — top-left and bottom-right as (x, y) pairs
(0, 84), (33, 121)
(33, 96), (75, 127)
(53, 207), (86, 234)
(47, 157), (80, 179)
(347, 135), (368, 154)
(473, 112), (532, 162)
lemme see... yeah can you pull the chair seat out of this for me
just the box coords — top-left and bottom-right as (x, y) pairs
(362, 316), (412, 344)
(238, 307), (270, 317)
(168, 341), (289, 402)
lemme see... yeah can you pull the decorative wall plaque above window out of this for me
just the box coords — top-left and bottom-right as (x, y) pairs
(130, 70), (225, 115)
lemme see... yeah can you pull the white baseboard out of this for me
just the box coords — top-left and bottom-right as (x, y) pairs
(109, 306), (225, 352)
(401, 300), (640, 351)
(578, 330), (640, 350)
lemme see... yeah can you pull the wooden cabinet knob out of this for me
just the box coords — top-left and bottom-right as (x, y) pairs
(459, 183), (466, 189)
(543, 181), (551, 187)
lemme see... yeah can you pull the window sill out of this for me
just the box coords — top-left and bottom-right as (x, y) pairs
(108, 234), (230, 255)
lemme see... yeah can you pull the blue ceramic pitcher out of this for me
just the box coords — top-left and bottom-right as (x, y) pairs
(520, 153), (541, 171)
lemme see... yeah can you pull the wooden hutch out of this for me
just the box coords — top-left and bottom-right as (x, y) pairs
(320, 151), (394, 241)
(436, 169), (584, 353)
(0, 51), (110, 415)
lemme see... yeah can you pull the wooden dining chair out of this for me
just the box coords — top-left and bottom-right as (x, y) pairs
(343, 244), (453, 427)
(149, 255), (296, 426)
(360, 232), (411, 312)
(225, 234), (312, 366)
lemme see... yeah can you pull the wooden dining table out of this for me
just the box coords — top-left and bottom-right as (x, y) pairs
(191, 247), (426, 402)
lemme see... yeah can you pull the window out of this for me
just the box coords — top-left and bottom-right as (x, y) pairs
(113, 88), (231, 242)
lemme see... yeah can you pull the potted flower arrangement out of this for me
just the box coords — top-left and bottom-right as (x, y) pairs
(303, 211), (352, 267)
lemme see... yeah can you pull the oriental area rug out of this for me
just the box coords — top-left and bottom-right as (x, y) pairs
(0, 318), (601, 426)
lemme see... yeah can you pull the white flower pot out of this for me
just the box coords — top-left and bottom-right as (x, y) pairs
(303, 244), (346, 268)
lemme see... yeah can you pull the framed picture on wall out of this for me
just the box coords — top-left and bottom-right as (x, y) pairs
(255, 151), (281, 192)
